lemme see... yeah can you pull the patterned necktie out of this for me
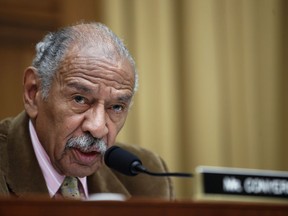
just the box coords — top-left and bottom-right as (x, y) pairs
(60, 176), (83, 200)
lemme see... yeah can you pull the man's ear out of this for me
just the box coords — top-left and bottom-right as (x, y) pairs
(23, 67), (41, 119)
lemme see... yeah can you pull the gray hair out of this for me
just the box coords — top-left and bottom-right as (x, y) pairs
(32, 22), (138, 99)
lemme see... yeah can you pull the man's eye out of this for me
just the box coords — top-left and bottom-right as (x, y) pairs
(112, 104), (125, 112)
(74, 96), (86, 104)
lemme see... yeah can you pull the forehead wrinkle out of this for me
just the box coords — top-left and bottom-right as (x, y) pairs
(107, 84), (132, 101)
(59, 56), (134, 87)
(57, 67), (127, 92)
(67, 82), (92, 93)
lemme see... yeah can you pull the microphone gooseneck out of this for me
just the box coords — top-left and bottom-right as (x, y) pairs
(104, 146), (193, 178)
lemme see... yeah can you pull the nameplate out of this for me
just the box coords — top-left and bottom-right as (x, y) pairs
(195, 166), (288, 202)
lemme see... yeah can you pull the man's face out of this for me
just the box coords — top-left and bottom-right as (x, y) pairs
(31, 50), (135, 177)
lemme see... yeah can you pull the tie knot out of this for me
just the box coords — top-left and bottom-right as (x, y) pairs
(60, 176), (82, 200)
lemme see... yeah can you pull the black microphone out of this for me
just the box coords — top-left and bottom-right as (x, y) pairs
(104, 146), (193, 178)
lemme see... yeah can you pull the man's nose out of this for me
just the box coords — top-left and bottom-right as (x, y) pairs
(82, 105), (108, 138)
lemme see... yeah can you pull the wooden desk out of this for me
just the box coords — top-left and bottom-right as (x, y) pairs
(0, 198), (287, 216)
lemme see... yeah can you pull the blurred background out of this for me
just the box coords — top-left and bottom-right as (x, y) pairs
(0, 0), (287, 199)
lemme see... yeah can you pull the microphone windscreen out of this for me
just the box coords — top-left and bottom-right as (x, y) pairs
(104, 146), (142, 176)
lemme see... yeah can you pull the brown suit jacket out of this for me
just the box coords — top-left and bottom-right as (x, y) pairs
(0, 112), (174, 199)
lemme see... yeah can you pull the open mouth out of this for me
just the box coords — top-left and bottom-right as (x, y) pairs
(71, 148), (101, 165)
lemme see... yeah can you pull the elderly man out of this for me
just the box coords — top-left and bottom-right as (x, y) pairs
(0, 23), (173, 199)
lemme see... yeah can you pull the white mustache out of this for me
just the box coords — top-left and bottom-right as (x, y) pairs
(66, 134), (107, 155)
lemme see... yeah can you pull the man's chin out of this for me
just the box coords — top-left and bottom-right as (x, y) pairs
(61, 163), (102, 177)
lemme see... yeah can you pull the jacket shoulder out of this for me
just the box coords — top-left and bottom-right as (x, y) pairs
(111, 143), (174, 200)
(0, 117), (12, 143)
(0, 117), (13, 195)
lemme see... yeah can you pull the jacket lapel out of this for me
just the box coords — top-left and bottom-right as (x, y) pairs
(87, 165), (131, 198)
(4, 112), (48, 197)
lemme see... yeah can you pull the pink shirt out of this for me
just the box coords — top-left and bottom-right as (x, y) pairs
(29, 120), (88, 198)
